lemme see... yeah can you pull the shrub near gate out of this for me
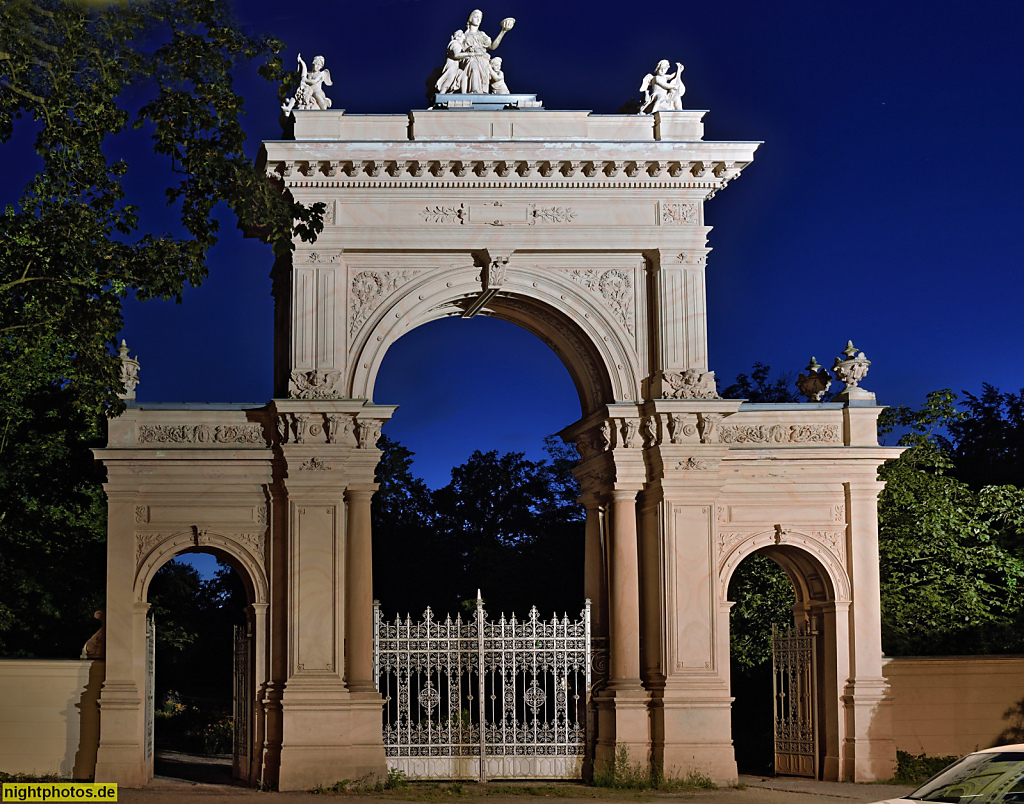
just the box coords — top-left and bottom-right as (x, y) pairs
(591, 745), (716, 791)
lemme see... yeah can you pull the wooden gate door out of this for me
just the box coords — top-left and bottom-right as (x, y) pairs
(771, 624), (818, 778)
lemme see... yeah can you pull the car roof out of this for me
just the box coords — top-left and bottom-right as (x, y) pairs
(976, 744), (1024, 754)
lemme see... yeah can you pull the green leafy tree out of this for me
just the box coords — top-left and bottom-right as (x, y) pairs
(878, 390), (1024, 655)
(431, 446), (584, 616)
(720, 362), (801, 403)
(941, 384), (1024, 490)
(728, 555), (795, 671)
(371, 436), (445, 618)
(372, 438), (584, 619)
(0, 0), (319, 655)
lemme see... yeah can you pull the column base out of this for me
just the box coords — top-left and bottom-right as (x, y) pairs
(275, 690), (386, 791)
(93, 681), (147, 787)
(653, 692), (737, 784)
(842, 678), (896, 782)
(593, 685), (651, 772)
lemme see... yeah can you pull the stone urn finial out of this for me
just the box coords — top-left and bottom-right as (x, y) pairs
(831, 340), (874, 402)
(795, 357), (832, 402)
(117, 339), (140, 400)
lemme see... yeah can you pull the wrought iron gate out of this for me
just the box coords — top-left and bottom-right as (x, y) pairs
(374, 593), (591, 780)
(771, 624), (818, 778)
(145, 615), (155, 772)
(233, 623), (253, 780)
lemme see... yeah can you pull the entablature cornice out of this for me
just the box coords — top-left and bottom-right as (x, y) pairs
(260, 142), (756, 193)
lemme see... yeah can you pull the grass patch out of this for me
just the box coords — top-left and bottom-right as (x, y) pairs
(591, 745), (716, 792)
(892, 750), (958, 785)
(483, 784), (593, 797)
(313, 768), (408, 794)
(0, 772), (64, 783)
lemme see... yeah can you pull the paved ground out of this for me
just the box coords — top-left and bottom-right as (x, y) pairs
(111, 759), (917, 804)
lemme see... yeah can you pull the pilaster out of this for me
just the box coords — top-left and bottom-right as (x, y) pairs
(842, 480), (895, 781)
(271, 399), (394, 790)
(636, 400), (741, 782)
(94, 479), (146, 787)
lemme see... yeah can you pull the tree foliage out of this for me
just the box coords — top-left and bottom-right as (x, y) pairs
(728, 554), (794, 670)
(147, 558), (248, 751)
(372, 436), (585, 620)
(941, 384), (1024, 490)
(0, 0), (319, 655)
(719, 362), (801, 403)
(878, 390), (1024, 655)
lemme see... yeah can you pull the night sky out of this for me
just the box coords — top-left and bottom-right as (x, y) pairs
(7, 0), (1024, 490)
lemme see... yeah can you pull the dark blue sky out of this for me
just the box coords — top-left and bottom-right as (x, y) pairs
(8, 0), (1024, 490)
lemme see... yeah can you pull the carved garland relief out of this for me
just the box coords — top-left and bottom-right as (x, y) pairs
(717, 424), (841, 444)
(137, 424), (266, 445)
(661, 201), (699, 225)
(563, 269), (636, 336)
(348, 269), (420, 338)
(419, 204), (577, 225)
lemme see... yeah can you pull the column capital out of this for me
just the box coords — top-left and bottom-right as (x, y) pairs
(343, 486), (377, 502)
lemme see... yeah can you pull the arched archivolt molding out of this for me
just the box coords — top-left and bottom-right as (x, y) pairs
(719, 529), (851, 604)
(346, 261), (643, 416)
(134, 529), (269, 605)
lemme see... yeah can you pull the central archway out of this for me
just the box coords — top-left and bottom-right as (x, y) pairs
(344, 258), (643, 414)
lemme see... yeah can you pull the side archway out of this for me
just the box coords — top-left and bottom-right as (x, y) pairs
(721, 530), (852, 781)
(134, 530), (269, 785)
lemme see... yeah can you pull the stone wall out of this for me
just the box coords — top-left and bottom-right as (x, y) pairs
(0, 660), (103, 779)
(884, 656), (1024, 757)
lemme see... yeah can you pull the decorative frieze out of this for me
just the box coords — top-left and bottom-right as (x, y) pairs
(619, 419), (639, 449)
(299, 457), (331, 471)
(135, 505), (150, 524)
(137, 423), (266, 445)
(270, 157), (748, 187)
(640, 416), (660, 447)
(717, 423), (841, 445)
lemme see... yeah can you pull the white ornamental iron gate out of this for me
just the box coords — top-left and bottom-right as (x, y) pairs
(233, 623), (253, 780)
(145, 615), (155, 772)
(771, 623), (818, 779)
(373, 592), (591, 780)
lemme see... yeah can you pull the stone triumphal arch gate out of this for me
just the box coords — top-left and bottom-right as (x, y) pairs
(93, 102), (899, 788)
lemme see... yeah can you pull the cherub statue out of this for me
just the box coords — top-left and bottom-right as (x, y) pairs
(639, 60), (685, 113)
(281, 53), (332, 114)
(435, 30), (468, 95)
(489, 57), (509, 94)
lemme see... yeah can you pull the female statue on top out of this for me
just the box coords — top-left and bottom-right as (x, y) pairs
(434, 10), (515, 96)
